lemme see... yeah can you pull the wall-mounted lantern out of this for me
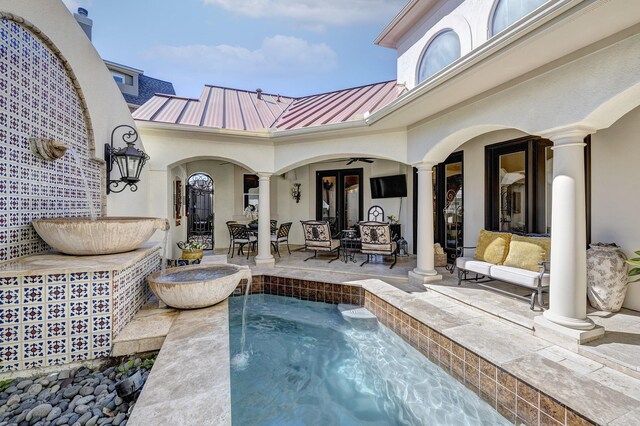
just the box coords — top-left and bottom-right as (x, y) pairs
(105, 125), (149, 194)
(291, 183), (301, 203)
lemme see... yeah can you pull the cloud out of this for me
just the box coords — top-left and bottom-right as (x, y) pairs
(202, 0), (405, 28)
(143, 35), (337, 77)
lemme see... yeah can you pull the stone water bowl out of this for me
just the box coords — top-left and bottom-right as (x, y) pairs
(148, 264), (248, 309)
(32, 217), (169, 255)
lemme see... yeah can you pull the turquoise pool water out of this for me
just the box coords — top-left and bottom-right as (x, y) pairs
(229, 294), (510, 425)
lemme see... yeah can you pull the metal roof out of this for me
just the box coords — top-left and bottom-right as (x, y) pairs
(132, 81), (405, 132)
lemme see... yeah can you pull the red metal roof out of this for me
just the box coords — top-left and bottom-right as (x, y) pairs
(132, 81), (405, 132)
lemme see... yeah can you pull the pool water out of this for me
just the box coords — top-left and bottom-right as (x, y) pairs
(229, 295), (510, 426)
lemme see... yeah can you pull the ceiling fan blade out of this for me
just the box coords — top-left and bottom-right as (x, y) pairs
(346, 159), (355, 165)
(361, 159), (374, 163)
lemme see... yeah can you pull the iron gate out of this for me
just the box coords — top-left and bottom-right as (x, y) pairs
(186, 173), (214, 249)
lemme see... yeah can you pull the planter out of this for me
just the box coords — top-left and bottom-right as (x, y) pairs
(181, 249), (204, 260)
(587, 243), (628, 312)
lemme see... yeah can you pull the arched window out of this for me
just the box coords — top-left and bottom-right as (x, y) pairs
(490, 0), (548, 36)
(417, 30), (461, 83)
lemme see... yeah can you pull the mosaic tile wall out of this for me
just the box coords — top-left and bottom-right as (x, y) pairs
(0, 249), (160, 373)
(0, 18), (102, 262)
(112, 249), (160, 336)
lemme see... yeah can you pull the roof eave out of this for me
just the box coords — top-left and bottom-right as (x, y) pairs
(367, 0), (582, 125)
(135, 120), (272, 139)
(374, 0), (439, 49)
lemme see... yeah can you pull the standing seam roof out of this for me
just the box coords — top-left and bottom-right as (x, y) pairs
(132, 81), (405, 132)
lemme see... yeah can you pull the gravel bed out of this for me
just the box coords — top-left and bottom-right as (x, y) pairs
(0, 356), (155, 426)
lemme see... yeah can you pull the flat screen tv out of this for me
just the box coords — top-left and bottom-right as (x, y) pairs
(370, 174), (407, 199)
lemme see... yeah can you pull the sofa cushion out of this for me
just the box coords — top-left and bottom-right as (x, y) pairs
(490, 265), (550, 289)
(474, 230), (511, 264)
(503, 234), (551, 272)
(456, 257), (493, 276)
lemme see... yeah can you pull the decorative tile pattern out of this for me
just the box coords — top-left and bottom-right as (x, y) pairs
(0, 18), (102, 262)
(112, 249), (160, 335)
(0, 248), (159, 373)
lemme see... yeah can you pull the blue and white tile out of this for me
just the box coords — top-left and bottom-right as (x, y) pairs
(23, 274), (43, 285)
(91, 298), (110, 315)
(23, 341), (44, 359)
(22, 304), (43, 322)
(22, 285), (44, 304)
(46, 283), (67, 301)
(91, 281), (110, 297)
(23, 323), (43, 341)
(70, 335), (89, 353)
(69, 282), (89, 299)
(0, 286), (19, 304)
(69, 300), (89, 317)
(92, 316), (110, 333)
(46, 320), (66, 338)
(0, 324), (19, 343)
(46, 338), (66, 356)
(70, 317), (89, 335)
(69, 272), (89, 282)
(46, 302), (67, 321)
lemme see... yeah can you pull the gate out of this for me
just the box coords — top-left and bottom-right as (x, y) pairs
(186, 173), (214, 249)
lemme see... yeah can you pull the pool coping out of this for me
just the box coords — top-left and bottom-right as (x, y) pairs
(129, 274), (640, 425)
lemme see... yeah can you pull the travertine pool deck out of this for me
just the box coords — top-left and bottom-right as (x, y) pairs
(126, 261), (640, 425)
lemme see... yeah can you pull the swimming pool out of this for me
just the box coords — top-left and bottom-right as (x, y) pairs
(229, 294), (510, 425)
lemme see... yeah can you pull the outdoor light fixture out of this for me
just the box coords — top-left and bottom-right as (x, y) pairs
(291, 183), (301, 203)
(105, 125), (149, 194)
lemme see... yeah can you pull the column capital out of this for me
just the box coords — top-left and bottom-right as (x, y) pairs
(540, 125), (596, 146)
(413, 161), (436, 172)
(256, 172), (272, 180)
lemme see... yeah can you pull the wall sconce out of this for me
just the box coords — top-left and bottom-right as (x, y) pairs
(291, 183), (301, 203)
(105, 125), (149, 194)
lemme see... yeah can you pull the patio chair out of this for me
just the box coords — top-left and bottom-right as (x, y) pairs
(358, 221), (397, 269)
(270, 219), (278, 234)
(228, 223), (257, 259)
(226, 221), (237, 255)
(271, 222), (292, 257)
(301, 220), (340, 263)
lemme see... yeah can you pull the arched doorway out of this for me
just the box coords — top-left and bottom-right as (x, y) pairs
(186, 173), (214, 249)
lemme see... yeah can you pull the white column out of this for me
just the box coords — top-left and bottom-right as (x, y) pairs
(409, 163), (442, 284)
(543, 127), (594, 330)
(255, 173), (275, 267)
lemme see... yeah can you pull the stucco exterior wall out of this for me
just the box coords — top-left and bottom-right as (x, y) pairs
(591, 106), (640, 310)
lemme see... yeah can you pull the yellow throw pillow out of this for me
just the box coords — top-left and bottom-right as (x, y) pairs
(474, 230), (511, 264)
(502, 235), (551, 272)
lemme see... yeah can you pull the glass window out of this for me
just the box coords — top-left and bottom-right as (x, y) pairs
(499, 151), (526, 232)
(343, 174), (360, 229)
(490, 0), (548, 36)
(243, 174), (259, 209)
(417, 30), (461, 83)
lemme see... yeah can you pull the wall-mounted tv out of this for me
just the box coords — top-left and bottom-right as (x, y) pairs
(370, 174), (407, 199)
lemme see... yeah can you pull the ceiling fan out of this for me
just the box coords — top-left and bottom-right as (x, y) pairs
(324, 157), (375, 165)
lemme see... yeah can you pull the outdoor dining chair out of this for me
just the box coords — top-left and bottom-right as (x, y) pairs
(226, 221), (237, 255)
(271, 222), (292, 257)
(228, 223), (257, 259)
(300, 220), (340, 263)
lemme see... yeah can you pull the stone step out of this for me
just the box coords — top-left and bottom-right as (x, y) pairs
(338, 304), (378, 330)
(111, 307), (179, 357)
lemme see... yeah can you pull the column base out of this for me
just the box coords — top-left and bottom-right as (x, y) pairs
(534, 316), (604, 349)
(542, 310), (595, 330)
(408, 269), (442, 285)
(254, 257), (275, 268)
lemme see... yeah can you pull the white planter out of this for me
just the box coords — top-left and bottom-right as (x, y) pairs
(586, 244), (628, 312)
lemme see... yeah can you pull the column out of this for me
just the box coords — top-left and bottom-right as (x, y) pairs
(542, 127), (594, 330)
(408, 162), (442, 284)
(255, 173), (275, 267)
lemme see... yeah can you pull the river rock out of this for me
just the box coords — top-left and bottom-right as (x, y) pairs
(79, 386), (94, 397)
(77, 411), (92, 424)
(7, 394), (20, 406)
(112, 413), (126, 426)
(47, 406), (62, 421)
(63, 385), (82, 399)
(94, 385), (108, 396)
(16, 380), (32, 390)
(26, 403), (52, 421)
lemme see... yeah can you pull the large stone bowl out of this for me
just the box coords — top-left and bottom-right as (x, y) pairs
(32, 217), (169, 255)
(148, 264), (248, 309)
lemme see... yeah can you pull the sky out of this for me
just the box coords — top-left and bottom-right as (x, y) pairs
(62, 0), (405, 99)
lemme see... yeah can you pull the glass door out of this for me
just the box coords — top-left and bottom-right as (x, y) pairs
(434, 152), (463, 263)
(316, 169), (363, 235)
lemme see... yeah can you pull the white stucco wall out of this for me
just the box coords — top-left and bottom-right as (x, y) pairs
(591, 106), (640, 310)
(1, 0), (149, 218)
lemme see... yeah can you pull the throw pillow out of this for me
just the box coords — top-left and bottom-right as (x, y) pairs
(502, 234), (551, 272)
(474, 230), (511, 264)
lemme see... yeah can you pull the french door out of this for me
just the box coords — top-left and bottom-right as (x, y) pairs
(316, 169), (363, 236)
(435, 152), (464, 263)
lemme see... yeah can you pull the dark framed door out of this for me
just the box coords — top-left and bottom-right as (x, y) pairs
(435, 152), (463, 262)
(316, 169), (363, 236)
(186, 173), (214, 250)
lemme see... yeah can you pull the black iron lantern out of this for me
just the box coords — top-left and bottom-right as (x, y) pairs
(105, 125), (149, 194)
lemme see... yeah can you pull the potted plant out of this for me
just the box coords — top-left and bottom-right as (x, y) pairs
(244, 205), (259, 229)
(387, 215), (399, 225)
(177, 241), (206, 260)
(627, 250), (640, 283)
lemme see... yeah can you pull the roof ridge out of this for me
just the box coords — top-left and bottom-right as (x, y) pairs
(204, 84), (294, 99)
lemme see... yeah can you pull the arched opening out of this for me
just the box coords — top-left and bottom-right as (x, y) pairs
(489, 0), (548, 37)
(417, 30), (461, 84)
(186, 173), (214, 249)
